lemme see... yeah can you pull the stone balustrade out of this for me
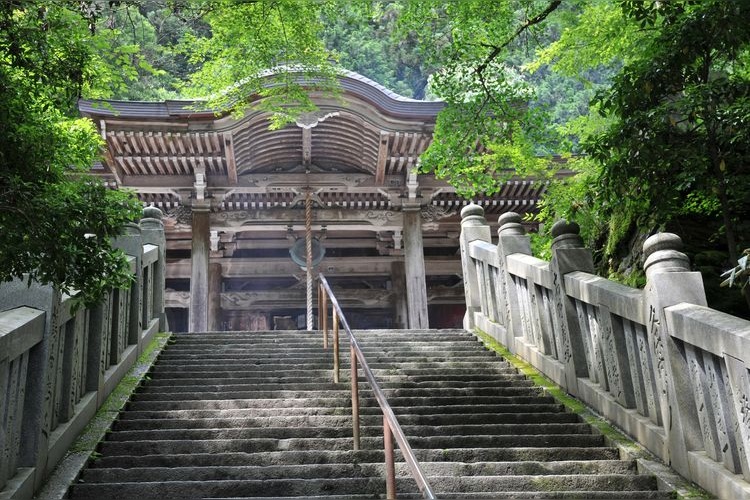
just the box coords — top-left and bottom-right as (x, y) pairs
(0, 208), (167, 500)
(460, 204), (750, 499)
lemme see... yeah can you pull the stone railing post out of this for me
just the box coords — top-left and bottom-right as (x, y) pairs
(643, 232), (706, 477)
(495, 212), (532, 347)
(549, 220), (595, 397)
(113, 222), (143, 350)
(140, 206), (167, 332)
(459, 204), (491, 330)
(0, 280), (60, 491)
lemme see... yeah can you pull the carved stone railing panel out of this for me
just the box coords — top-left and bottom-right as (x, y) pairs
(0, 207), (167, 499)
(460, 205), (750, 499)
(0, 307), (44, 493)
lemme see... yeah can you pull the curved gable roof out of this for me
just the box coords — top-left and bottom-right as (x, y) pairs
(79, 69), (441, 180)
(79, 69), (444, 122)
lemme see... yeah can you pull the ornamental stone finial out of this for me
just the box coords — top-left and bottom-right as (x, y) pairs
(141, 205), (165, 230)
(643, 232), (690, 277)
(498, 212), (525, 236)
(143, 206), (163, 220)
(550, 219), (583, 249)
(460, 203), (486, 226)
(122, 221), (142, 236)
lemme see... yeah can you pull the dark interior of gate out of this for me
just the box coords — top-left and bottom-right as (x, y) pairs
(80, 70), (550, 332)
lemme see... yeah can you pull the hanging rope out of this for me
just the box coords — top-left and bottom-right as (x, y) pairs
(305, 189), (313, 331)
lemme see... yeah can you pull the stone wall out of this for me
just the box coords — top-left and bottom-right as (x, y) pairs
(460, 204), (750, 499)
(0, 208), (167, 500)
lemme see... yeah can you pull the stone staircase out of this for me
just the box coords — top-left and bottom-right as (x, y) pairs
(66, 329), (673, 499)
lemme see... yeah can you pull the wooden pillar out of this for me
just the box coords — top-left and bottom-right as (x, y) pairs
(391, 261), (408, 329)
(208, 262), (222, 331)
(189, 203), (210, 332)
(403, 207), (429, 329)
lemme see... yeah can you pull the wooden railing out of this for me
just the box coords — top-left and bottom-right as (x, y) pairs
(0, 207), (167, 499)
(459, 205), (750, 500)
(317, 275), (436, 500)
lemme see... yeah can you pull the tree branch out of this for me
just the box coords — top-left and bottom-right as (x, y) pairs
(475, 0), (562, 77)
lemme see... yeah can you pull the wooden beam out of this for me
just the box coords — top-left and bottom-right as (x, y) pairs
(210, 208), (404, 232)
(375, 131), (390, 185)
(165, 235), (460, 251)
(165, 257), (462, 279)
(302, 127), (312, 167)
(165, 286), (464, 310)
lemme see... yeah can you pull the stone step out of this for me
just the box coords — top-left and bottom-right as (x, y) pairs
(146, 369), (339, 379)
(117, 403), (568, 420)
(148, 362), (339, 370)
(206, 493), (672, 500)
(68, 477), (386, 499)
(429, 474), (659, 494)
(130, 390), (356, 402)
(105, 427), (357, 442)
(372, 367), (519, 376)
(378, 378), (534, 388)
(79, 460), (639, 483)
(66, 328), (667, 499)
(96, 437), (368, 456)
(372, 386), (544, 397)
(159, 349), (502, 365)
(96, 433), (607, 456)
(105, 422), (592, 442)
(163, 340), (479, 351)
(125, 395), (557, 410)
(130, 386), (543, 400)
(148, 360), (514, 371)
(168, 331), (470, 343)
(376, 373), (525, 383)
(67, 474), (658, 499)
(125, 398), (354, 412)
(136, 382), (345, 393)
(87, 447), (623, 470)
(371, 395), (558, 407)
(112, 411), (580, 431)
(113, 415), (356, 431)
(141, 377), (533, 389)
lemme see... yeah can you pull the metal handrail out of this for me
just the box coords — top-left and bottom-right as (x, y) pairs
(317, 275), (437, 500)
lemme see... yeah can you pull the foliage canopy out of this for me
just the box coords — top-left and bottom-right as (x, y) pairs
(5, 0), (750, 309)
(0, 1), (142, 305)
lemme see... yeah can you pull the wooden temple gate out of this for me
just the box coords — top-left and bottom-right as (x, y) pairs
(79, 70), (552, 332)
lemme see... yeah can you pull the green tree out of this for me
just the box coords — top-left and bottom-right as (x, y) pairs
(393, 0), (565, 195)
(180, 0), (340, 127)
(320, 1), (433, 99)
(0, 1), (142, 305)
(588, 0), (750, 263)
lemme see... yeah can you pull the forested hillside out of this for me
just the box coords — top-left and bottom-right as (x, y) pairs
(2, 0), (748, 314)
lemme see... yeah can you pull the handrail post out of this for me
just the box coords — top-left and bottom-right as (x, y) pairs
(333, 311), (340, 383)
(351, 345), (360, 450)
(384, 416), (397, 499)
(320, 283), (328, 349)
(318, 273), (436, 499)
